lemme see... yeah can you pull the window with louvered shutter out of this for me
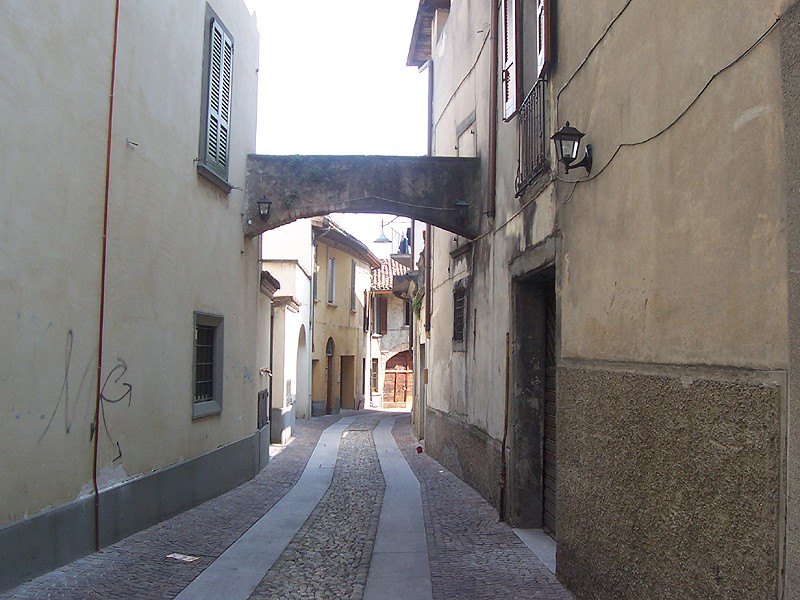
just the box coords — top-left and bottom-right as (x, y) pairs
(501, 0), (520, 120)
(205, 19), (233, 178)
(197, 8), (234, 192)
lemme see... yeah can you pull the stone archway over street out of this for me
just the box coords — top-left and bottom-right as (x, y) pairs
(243, 155), (482, 239)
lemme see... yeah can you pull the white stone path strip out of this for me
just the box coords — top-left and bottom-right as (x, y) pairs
(364, 416), (433, 600)
(175, 416), (356, 600)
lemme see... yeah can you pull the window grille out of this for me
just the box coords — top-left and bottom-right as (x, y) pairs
(516, 79), (547, 194)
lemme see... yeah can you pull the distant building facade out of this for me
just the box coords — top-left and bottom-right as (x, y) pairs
(310, 217), (379, 415)
(370, 259), (413, 409)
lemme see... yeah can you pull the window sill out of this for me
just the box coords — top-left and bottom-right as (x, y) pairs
(192, 400), (222, 419)
(197, 163), (234, 193)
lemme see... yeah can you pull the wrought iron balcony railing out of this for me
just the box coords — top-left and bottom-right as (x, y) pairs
(516, 79), (548, 195)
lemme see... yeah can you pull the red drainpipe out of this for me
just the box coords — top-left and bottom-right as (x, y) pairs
(93, 0), (121, 553)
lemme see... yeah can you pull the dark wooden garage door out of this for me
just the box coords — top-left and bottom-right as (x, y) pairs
(543, 286), (557, 537)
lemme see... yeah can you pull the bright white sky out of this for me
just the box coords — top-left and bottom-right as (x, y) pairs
(243, 0), (428, 258)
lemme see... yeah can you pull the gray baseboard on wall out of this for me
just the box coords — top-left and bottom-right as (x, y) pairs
(0, 432), (259, 593)
(424, 407), (502, 511)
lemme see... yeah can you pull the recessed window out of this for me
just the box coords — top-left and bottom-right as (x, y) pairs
(327, 256), (336, 304)
(193, 312), (223, 418)
(197, 6), (234, 192)
(350, 260), (357, 311)
(453, 284), (468, 351)
(373, 296), (388, 335)
(404, 299), (412, 327)
(371, 358), (379, 393)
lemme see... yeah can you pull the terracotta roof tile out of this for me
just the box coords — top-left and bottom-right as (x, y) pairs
(372, 258), (409, 291)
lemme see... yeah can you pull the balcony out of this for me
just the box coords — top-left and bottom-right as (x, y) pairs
(516, 79), (548, 195)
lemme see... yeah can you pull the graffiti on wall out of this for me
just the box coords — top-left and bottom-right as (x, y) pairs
(40, 329), (133, 462)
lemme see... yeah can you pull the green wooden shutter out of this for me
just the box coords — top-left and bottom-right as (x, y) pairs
(205, 19), (233, 178)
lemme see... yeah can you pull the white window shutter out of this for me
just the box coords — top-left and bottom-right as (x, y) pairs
(206, 19), (233, 177)
(536, 0), (551, 78)
(501, 0), (520, 120)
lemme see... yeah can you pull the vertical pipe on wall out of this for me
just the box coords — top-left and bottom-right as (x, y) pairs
(487, 0), (499, 219)
(424, 59), (434, 332)
(499, 332), (510, 521)
(93, 0), (121, 552)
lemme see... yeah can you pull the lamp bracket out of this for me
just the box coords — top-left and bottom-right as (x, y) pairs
(565, 144), (592, 175)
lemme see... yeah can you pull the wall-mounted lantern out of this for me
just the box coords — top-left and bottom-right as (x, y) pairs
(551, 122), (592, 175)
(257, 196), (272, 222)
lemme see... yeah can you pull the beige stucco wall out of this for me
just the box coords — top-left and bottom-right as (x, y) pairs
(555, 0), (788, 369)
(0, 0), (259, 526)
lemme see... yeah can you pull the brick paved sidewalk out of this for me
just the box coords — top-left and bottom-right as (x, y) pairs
(393, 416), (575, 600)
(1, 412), (350, 600)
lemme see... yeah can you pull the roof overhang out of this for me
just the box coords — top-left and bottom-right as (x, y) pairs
(407, 0), (451, 67)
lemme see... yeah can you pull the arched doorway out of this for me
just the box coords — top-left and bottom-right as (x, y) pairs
(383, 350), (412, 409)
(325, 337), (335, 414)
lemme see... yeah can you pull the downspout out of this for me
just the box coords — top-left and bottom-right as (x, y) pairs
(93, 0), (121, 552)
(269, 305), (275, 426)
(499, 332), (510, 521)
(424, 59), (434, 332)
(487, 0), (499, 219)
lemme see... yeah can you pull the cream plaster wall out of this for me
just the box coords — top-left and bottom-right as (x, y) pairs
(0, 0), (259, 526)
(554, 0), (788, 369)
(260, 228), (314, 421)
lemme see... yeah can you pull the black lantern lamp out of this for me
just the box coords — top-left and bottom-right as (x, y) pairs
(256, 196), (272, 222)
(551, 121), (592, 175)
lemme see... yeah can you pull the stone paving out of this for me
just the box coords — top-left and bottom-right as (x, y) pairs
(395, 419), (575, 600)
(249, 415), (385, 600)
(2, 410), (574, 600)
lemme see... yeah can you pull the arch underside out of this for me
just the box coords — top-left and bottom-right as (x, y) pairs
(244, 154), (483, 238)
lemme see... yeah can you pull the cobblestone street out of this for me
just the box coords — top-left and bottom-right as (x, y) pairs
(2, 411), (573, 600)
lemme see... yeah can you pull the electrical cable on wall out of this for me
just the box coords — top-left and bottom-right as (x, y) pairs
(555, 15), (781, 191)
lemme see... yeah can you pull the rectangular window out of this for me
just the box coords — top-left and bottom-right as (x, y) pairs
(327, 256), (336, 304)
(404, 299), (412, 327)
(363, 291), (370, 332)
(193, 312), (223, 418)
(373, 296), (388, 335)
(453, 285), (467, 350)
(517, 79), (547, 193)
(350, 260), (357, 311)
(371, 359), (379, 393)
(197, 7), (234, 191)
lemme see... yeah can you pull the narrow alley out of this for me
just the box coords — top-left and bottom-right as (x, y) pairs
(1, 412), (572, 600)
